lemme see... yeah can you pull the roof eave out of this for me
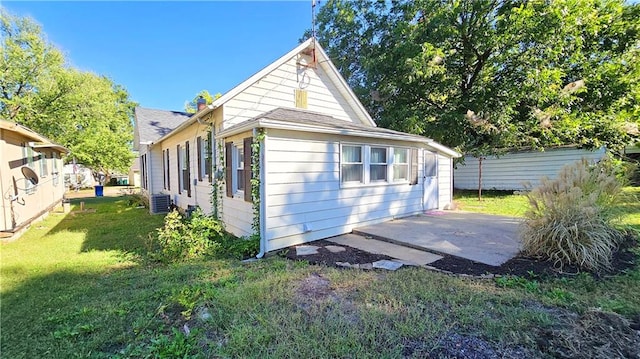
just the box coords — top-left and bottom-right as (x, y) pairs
(217, 118), (460, 157)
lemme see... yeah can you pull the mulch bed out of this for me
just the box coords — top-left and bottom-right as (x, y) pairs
(284, 235), (639, 279)
(282, 239), (394, 265)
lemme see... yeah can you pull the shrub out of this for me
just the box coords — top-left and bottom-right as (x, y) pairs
(155, 208), (224, 262)
(153, 208), (259, 262)
(520, 157), (627, 271)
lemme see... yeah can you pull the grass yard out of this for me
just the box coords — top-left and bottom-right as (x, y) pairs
(1, 194), (639, 358)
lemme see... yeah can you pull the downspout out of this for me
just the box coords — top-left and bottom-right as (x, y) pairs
(255, 128), (267, 258)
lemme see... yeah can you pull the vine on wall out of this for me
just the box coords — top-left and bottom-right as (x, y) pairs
(210, 139), (225, 221)
(250, 128), (265, 238)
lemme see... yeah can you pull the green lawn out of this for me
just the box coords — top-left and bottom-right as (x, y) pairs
(454, 187), (640, 231)
(1, 195), (638, 358)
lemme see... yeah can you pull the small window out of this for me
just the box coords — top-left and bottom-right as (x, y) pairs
(341, 145), (363, 183)
(393, 148), (409, 181)
(370, 147), (388, 182)
(182, 141), (190, 194)
(39, 152), (48, 178)
(236, 146), (245, 192)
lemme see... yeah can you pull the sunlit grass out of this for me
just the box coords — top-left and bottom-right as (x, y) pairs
(453, 189), (529, 217)
(1, 193), (638, 358)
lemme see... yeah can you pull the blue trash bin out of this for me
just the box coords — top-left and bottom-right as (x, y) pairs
(95, 185), (104, 197)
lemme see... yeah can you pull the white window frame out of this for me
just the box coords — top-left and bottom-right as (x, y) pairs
(341, 144), (364, 184)
(369, 146), (389, 183)
(39, 151), (48, 178)
(340, 143), (415, 187)
(234, 145), (245, 196)
(181, 143), (189, 192)
(392, 147), (410, 182)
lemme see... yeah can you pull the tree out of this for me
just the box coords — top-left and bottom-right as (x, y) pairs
(1, 10), (136, 174)
(184, 90), (221, 114)
(312, 0), (640, 155)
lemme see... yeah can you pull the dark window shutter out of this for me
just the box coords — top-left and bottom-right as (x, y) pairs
(197, 136), (203, 181)
(207, 131), (213, 183)
(167, 149), (171, 191)
(186, 141), (191, 197)
(225, 142), (233, 197)
(177, 145), (181, 194)
(410, 148), (419, 185)
(243, 137), (253, 202)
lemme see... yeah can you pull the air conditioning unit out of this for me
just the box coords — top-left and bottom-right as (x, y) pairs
(150, 194), (171, 214)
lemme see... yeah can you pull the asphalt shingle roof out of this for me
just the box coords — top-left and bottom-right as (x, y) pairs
(134, 107), (191, 144)
(229, 107), (432, 142)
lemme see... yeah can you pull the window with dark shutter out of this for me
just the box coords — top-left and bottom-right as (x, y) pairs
(166, 149), (171, 191)
(243, 137), (253, 202)
(225, 142), (233, 197)
(177, 145), (181, 194)
(185, 141), (191, 197)
(206, 131), (212, 183)
(197, 136), (203, 181)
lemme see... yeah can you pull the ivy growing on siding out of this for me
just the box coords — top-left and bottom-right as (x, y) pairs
(250, 128), (265, 238)
(210, 140), (225, 221)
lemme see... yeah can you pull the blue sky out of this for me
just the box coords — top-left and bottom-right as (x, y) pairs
(3, 1), (313, 111)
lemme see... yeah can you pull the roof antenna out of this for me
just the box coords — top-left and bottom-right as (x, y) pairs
(311, 0), (317, 40)
(311, 0), (318, 66)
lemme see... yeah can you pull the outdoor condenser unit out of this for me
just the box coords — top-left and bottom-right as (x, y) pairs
(150, 194), (171, 214)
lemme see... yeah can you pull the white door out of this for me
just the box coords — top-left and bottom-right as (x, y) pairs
(423, 151), (439, 210)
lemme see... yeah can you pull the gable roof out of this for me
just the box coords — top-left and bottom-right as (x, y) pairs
(217, 107), (460, 158)
(153, 38), (376, 145)
(134, 107), (191, 144)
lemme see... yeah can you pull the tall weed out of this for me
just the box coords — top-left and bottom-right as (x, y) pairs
(521, 157), (628, 271)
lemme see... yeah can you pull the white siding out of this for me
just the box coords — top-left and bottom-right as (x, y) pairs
(263, 130), (431, 252)
(155, 122), (212, 214)
(223, 56), (362, 128)
(221, 196), (253, 238)
(454, 147), (607, 191)
(437, 154), (453, 209)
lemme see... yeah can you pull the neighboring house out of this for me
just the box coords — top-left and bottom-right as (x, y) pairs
(128, 157), (141, 187)
(134, 38), (460, 254)
(0, 120), (67, 239)
(454, 146), (607, 191)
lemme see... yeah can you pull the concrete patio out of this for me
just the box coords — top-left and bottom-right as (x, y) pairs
(351, 211), (523, 266)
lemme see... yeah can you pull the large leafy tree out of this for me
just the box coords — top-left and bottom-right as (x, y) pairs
(1, 10), (136, 174)
(312, 0), (640, 154)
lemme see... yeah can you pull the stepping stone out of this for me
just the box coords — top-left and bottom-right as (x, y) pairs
(372, 260), (403, 271)
(325, 245), (346, 253)
(296, 245), (320, 256)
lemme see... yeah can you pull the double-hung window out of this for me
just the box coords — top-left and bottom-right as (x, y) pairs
(341, 145), (363, 183)
(39, 151), (48, 178)
(236, 146), (245, 192)
(341, 144), (415, 186)
(393, 148), (409, 182)
(370, 147), (388, 182)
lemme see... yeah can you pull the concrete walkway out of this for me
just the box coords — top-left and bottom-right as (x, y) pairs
(353, 212), (522, 266)
(327, 234), (443, 266)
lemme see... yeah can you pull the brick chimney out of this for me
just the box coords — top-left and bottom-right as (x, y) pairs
(197, 96), (207, 111)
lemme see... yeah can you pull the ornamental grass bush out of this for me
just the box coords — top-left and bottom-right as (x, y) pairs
(520, 157), (628, 271)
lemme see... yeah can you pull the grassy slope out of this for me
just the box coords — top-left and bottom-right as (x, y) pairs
(1, 193), (639, 358)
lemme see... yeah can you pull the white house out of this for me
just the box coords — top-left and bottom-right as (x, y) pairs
(134, 38), (460, 255)
(454, 146), (607, 191)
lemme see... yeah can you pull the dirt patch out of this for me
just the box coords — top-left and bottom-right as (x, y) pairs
(426, 332), (538, 359)
(536, 309), (640, 359)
